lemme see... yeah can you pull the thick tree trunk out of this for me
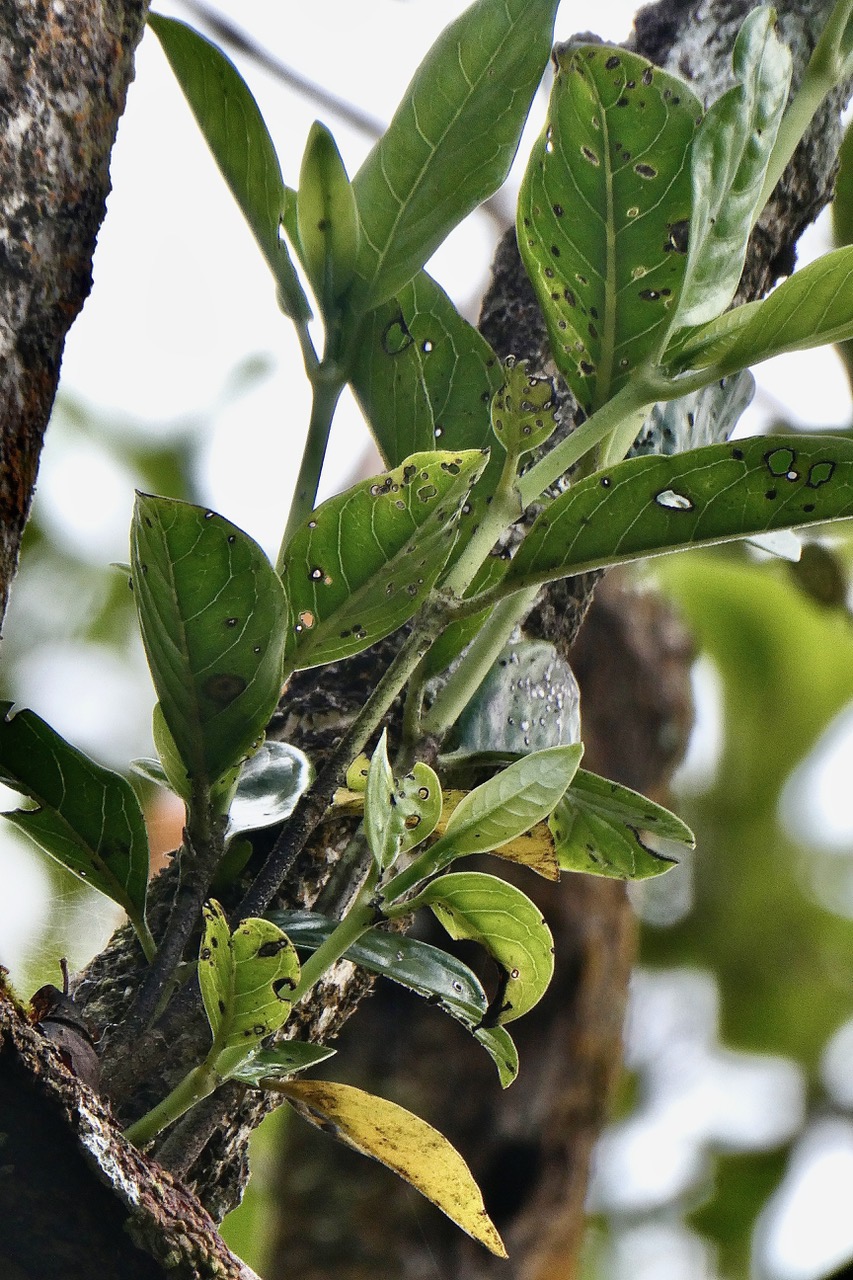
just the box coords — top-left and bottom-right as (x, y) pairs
(1, 1), (849, 1277)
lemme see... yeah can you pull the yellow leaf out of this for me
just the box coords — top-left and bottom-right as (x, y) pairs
(271, 1079), (507, 1257)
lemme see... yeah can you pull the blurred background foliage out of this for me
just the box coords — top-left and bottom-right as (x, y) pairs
(4, 16), (853, 1280)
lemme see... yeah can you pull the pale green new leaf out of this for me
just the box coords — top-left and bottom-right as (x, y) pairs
(673, 246), (853, 377)
(518, 44), (700, 416)
(297, 121), (360, 316)
(275, 1080), (507, 1255)
(416, 871), (555, 1023)
(229, 1041), (336, 1085)
(0, 703), (152, 954)
(671, 6), (791, 331)
(550, 769), (694, 879)
(352, 0), (559, 311)
(426, 744), (583, 862)
(199, 901), (300, 1079)
(364, 731), (398, 871)
(280, 449), (487, 671)
(131, 494), (288, 787)
(502, 435), (853, 591)
(147, 14), (309, 320)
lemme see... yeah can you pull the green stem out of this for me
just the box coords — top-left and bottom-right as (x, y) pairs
(289, 883), (378, 1005)
(421, 587), (540, 741)
(278, 365), (345, 566)
(441, 450), (522, 599)
(123, 1060), (218, 1148)
(758, 0), (853, 218)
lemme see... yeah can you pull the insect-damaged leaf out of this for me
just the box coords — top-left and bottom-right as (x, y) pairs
(414, 872), (555, 1024)
(0, 703), (153, 957)
(350, 270), (504, 470)
(365, 744), (442, 871)
(131, 494), (288, 788)
(271, 1079), (507, 1256)
(502, 435), (853, 591)
(199, 901), (300, 1079)
(147, 15), (309, 321)
(268, 908), (519, 1087)
(518, 43), (700, 416)
(669, 6), (791, 331)
(549, 769), (694, 879)
(491, 357), (559, 458)
(351, 0), (559, 312)
(280, 449), (486, 671)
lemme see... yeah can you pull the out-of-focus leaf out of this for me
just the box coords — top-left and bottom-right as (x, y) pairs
(280, 449), (487, 671)
(226, 741), (312, 839)
(444, 640), (581, 758)
(131, 494), (288, 788)
(518, 43), (700, 415)
(629, 370), (755, 457)
(352, 0), (559, 311)
(549, 769), (693, 878)
(414, 871), (555, 1023)
(147, 15), (309, 320)
(270, 1079), (507, 1256)
(229, 1041), (336, 1084)
(503, 435), (853, 591)
(0, 703), (153, 957)
(199, 901), (300, 1078)
(670, 7), (791, 330)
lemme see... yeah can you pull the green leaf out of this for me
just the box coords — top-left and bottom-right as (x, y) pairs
(364, 731), (398, 871)
(131, 494), (288, 788)
(226, 741), (312, 839)
(491, 357), (558, 457)
(147, 15), (309, 320)
(518, 43), (701, 416)
(280, 449), (487, 671)
(351, 0), (559, 312)
(415, 871), (555, 1023)
(670, 7), (791, 331)
(350, 270), (504, 469)
(425, 744), (583, 864)
(0, 703), (152, 956)
(272, 1080), (507, 1256)
(198, 901), (300, 1079)
(672, 246), (853, 377)
(268, 907), (518, 1087)
(296, 121), (360, 317)
(502, 434), (853, 592)
(549, 769), (694, 879)
(444, 640), (581, 758)
(229, 1041), (336, 1085)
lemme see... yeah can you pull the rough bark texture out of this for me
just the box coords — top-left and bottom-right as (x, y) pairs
(0, 0), (148, 621)
(1, 0), (850, 1277)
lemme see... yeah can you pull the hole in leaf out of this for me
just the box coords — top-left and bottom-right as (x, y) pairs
(655, 489), (694, 511)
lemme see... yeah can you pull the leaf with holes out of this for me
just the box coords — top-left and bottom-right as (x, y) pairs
(413, 872), (555, 1023)
(501, 435), (853, 592)
(0, 703), (153, 958)
(269, 908), (519, 1086)
(669, 7), (791, 332)
(518, 44), (700, 416)
(131, 495), (288, 788)
(350, 271), (505, 537)
(490, 358), (558, 458)
(199, 901), (300, 1079)
(148, 15), (309, 320)
(270, 1079), (507, 1256)
(351, 0), (559, 312)
(297, 121), (360, 317)
(421, 744), (583, 869)
(670, 246), (853, 378)
(229, 1041), (336, 1085)
(280, 449), (487, 671)
(549, 769), (694, 879)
